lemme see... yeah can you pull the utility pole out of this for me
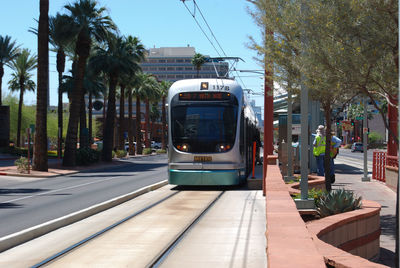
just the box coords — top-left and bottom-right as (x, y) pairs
(362, 96), (369, 181)
(295, 0), (314, 209)
(263, 28), (274, 196)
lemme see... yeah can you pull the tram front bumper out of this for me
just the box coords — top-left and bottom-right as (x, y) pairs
(168, 169), (244, 185)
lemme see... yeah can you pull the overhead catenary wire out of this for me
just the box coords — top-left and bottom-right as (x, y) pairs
(181, 0), (222, 57)
(180, 0), (248, 90)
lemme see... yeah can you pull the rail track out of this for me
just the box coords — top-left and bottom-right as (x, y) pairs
(33, 190), (225, 267)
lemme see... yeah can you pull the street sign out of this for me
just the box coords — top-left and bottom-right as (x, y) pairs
(342, 121), (353, 131)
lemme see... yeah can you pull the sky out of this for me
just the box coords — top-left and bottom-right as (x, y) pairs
(1, 0), (265, 108)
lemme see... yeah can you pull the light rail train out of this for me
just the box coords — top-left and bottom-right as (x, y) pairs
(168, 79), (260, 185)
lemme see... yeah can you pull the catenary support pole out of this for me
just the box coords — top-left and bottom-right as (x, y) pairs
(362, 96), (369, 181)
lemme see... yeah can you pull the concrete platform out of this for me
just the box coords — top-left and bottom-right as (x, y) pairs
(0, 185), (266, 267)
(160, 190), (266, 268)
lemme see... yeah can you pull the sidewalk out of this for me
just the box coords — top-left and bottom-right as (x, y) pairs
(333, 163), (397, 267)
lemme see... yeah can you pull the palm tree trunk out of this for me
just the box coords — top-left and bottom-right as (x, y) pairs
(57, 69), (63, 158)
(136, 97), (143, 154)
(0, 64), (3, 106)
(102, 76), (118, 161)
(63, 33), (90, 166)
(161, 96), (166, 150)
(33, 0), (49, 171)
(128, 89), (135, 155)
(88, 91), (93, 145)
(145, 99), (150, 148)
(118, 85), (125, 150)
(17, 89), (23, 147)
(57, 49), (65, 158)
(79, 93), (88, 149)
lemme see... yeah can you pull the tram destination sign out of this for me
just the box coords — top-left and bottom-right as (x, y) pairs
(179, 92), (231, 101)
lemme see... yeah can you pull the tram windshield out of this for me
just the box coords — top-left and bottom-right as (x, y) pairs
(171, 104), (238, 153)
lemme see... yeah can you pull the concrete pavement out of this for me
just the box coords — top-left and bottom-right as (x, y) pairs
(333, 157), (397, 267)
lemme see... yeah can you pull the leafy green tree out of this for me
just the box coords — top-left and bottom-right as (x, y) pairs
(63, 0), (116, 166)
(0, 35), (19, 106)
(247, 0), (398, 190)
(3, 94), (69, 145)
(191, 53), (206, 78)
(90, 35), (140, 161)
(8, 49), (37, 147)
(159, 80), (172, 150)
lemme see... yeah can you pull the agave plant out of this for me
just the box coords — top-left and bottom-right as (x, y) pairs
(316, 189), (362, 218)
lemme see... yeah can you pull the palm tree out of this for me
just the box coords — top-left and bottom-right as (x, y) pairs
(132, 73), (149, 154)
(0, 35), (19, 106)
(149, 102), (160, 143)
(61, 65), (105, 146)
(118, 36), (145, 152)
(63, 0), (116, 166)
(138, 74), (160, 148)
(34, 0), (49, 171)
(159, 80), (172, 150)
(49, 13), (75, 158)
(90, 35), (140, 161)
(7, 49), (37, 147)
(117, 83), (126, 150)
(191, 53), (206, 78)
(125, 78), (137, 155)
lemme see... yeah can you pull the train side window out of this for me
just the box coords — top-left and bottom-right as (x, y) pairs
(240, 110), (244, 156)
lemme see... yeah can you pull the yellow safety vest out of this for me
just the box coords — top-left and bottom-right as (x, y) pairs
(313, 136), (326, 156)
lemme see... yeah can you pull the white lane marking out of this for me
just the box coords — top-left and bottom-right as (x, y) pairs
(1, 175), (128, 204)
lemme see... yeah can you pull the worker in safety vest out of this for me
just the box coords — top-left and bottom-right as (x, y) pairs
(313, 125), (342, 183)
(313, 125), (326, 176)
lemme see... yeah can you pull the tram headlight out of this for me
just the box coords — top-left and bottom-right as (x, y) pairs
(216, 143), (232, 152)
(176, 143), (190, 152)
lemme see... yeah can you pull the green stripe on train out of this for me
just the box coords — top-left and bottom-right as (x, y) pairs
(169, 169), (245, 185)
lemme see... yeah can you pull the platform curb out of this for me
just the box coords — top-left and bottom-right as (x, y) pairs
(0, 180), (168, 253)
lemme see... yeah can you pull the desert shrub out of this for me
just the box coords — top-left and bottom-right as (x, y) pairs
(15, 157), (30, 173)
(115, 150), (127, 158)
(368, 131), (383, 144)
(143, 148), (152, 155)
(293, 188), (326, 206)
(76, 147), (101, 165)
(317, 189), (362, 218)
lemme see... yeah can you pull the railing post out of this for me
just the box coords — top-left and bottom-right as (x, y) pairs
(372, 151), (377, 180)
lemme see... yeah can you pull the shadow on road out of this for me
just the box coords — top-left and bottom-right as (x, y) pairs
(70, 162), (167, 179)
(334, 163), (363, 174)
(0, 202), (23, 209)
(0, 188), (47, 195)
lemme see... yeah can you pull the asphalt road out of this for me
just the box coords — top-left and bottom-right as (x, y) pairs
(0, 154), (168, 238)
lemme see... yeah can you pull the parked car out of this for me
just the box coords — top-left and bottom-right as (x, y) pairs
(351, 142), (363, 152)
(151, 141), (161, 149)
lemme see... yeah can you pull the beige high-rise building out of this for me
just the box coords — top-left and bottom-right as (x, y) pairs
(141, 46), (229, 81)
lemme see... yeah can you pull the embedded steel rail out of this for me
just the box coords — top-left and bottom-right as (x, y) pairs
(149, 191), (225, 267)
(31, 191), (179, 268)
